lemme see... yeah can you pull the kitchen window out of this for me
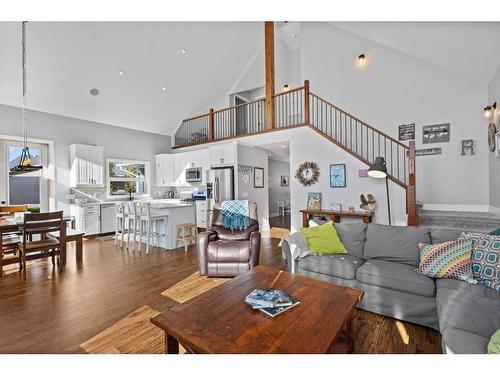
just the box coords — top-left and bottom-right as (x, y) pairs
(106, 158), (150, 198)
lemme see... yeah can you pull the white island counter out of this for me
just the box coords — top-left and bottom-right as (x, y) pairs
(148, 199), (196, 250)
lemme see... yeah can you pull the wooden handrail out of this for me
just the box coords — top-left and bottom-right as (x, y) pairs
(181, 112), (210, 123)
(309, 92), (409, 150)
(212, 98), (265, 115)
(272, 86), (304, 98)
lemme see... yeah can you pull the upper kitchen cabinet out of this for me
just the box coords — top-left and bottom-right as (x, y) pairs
(70, 144), (104, 187)
(155, 154), (175, 186)
(210, 143), (235, 167)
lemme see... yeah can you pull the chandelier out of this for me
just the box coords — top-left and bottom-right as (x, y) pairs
(9, 21), (43, 176)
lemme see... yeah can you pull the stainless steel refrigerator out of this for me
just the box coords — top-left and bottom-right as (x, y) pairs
(207, 167), (234, 227)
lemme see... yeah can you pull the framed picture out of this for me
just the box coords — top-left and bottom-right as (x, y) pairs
(423, 123), (450, 144)
(307, 192), (322, 210)
(398, 123), (415, 141)
(331, 203), (342, 211)
(280, 175), (289, 186)
(330, 164), (346, 188)
(358, 169), (368, 178)
(254, 167), (264, 188)
(460, 139), (476, 156)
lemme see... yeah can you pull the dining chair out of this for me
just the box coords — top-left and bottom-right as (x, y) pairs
(0, 231), (23, 276)
(20, 211), (66, 279)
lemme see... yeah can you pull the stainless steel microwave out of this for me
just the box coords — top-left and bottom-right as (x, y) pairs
(186, 167), (202, 182)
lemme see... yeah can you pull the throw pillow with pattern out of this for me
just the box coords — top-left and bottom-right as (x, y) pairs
(460, 232), (500, 292)
(417, 239), (477, 284)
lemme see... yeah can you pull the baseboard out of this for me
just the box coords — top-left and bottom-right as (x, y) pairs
(489, 205), (500, 215)
(421, 204), (491, 212)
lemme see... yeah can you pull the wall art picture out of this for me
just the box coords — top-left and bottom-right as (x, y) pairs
(414, 147), (442, 156)
(423, 123), (450, 144)
(307, 192), (322, 210)
(330, 163), (346, 188)
(460, 139), (476, 156)
(358, 169), (368, 178)
(488, 123), (497, 152)
(398, 123), (415, 141)
(280, 175), (289, 186)
(331, 203), (343, 211)
(253, 167), (264, 188)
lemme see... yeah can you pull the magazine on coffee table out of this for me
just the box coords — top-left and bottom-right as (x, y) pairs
(245, 289), (300, 317)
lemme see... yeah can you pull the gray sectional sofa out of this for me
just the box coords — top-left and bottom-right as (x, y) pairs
(281, 223), (500, 354)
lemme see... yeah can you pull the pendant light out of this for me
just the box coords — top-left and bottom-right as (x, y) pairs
(9, 21), (43, 176)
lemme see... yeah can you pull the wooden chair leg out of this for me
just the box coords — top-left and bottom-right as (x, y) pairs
(22, 248), (27, 280)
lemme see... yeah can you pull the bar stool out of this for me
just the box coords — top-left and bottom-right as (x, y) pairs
(137, 201), (165, 254)
(114, 202), (126, 247)
(175, 223), (197, 252)
(125, 201), (140, 251)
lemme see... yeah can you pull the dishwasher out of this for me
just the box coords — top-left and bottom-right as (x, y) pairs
(100, 203), (116, 234)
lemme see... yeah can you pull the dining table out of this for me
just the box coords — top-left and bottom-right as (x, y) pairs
(0, 215), (83, 277)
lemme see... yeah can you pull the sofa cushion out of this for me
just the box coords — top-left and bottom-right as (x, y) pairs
(207, 240), (250, 263)
(460, 232), (500, 291)
(356, 259), (436, 297)
(436, 285), (500, 339)
(417, 239), (476, 284)
(442, 327), (489, 354)
(363, 224), (431, 267)
(334, 223), (366, 259)
(301, 221), (347, 255)
(430, 228), (463, 244)
(436, 278), (500, 301)
(298, 254), (362, 280)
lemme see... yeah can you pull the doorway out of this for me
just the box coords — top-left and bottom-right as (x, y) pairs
(235, 95), (249, 136)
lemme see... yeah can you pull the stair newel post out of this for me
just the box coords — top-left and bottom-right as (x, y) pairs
(407, 140), (418, 226)
(209, 108), (214, 141)
(304, 80), (310, 125)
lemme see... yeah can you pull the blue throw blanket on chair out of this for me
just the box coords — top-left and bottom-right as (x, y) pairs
(221, 200), (250, 230)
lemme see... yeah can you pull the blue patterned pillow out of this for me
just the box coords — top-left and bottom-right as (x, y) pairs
(460, 232), (500, 291)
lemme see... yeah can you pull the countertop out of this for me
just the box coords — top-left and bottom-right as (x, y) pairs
(71, 199), (195, 208)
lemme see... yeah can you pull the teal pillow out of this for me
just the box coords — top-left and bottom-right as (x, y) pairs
(488, 329), (500, 354)
(490, 228), (500, 236)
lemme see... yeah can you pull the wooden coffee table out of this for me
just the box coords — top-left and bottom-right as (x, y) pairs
(151, 266), (363, 354)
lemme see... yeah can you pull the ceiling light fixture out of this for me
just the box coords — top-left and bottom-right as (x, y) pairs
(484, 102), (497, 119)
(181, 49), (187, 54)
(281, 145), (286, 149)
(358, 54), (366, 66)
(161, 86), (167, 91)
(89, 88), (100, 96)
(119, 70), (125, 76)
(282, 84), (289, 92)
(10, 21), (43, 176)
(268, 153), (272, 157)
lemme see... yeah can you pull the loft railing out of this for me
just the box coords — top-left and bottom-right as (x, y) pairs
(173, 80), (417, 225)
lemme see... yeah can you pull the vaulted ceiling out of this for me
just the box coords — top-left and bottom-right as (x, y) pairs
(0, 22), (263, 135)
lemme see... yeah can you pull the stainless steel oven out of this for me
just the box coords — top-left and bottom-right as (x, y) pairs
(186, 167), (202, 182)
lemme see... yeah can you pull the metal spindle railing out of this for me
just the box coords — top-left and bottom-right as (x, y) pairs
(174, 113), (210, 146)
(309, 93), (409, 186)
(273, 87), (305, 128)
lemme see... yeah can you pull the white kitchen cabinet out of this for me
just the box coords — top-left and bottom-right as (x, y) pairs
(70, 144), (104, 187)
(210, 143), (235, 167)
(155, 154), (175, 186)
(71, 204), (100, 236)
(185, 149), (210, 183)
(195, 200), (208, 229)
(174, 153), (189, 185)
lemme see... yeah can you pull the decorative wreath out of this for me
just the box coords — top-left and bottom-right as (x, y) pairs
(295, 161), (320, 187)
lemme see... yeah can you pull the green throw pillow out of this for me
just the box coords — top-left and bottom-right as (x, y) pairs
(301, 221), (347, 255)
(488, 329), (500, 354)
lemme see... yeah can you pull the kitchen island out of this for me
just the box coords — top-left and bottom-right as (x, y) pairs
(148, 199), (196, 250)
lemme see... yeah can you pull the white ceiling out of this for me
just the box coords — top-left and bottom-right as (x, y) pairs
(0, 22), (263, 135)
(331, 22), (500, 84)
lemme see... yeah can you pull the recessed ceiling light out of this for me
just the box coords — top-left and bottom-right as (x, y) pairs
(161, 86), (167, 91)
(89, 88), (99, 96)
(181, 49), (187, 54)
(119, 70), (125, 76)
(268, 153), (272, 156)
(281, 145), (286, 149)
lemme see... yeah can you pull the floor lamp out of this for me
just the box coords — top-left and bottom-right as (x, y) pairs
(368, 157), (391, 225)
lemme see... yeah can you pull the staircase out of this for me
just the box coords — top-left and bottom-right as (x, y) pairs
(419, 210), (500, 233)
(173, 80), (417, 226)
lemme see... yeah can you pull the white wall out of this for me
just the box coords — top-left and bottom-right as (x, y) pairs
(300, 23), (489, 210)
(236, 143), (269, 230)
(489, 66), (500, 211)
(269, 159), (290, 216)
(0, 104), (171, 214)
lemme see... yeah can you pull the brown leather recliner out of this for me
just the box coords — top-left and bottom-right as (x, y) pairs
(197, 202), (261, 277)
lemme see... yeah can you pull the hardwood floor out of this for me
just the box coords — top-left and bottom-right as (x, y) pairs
(0, 231), (441, 354)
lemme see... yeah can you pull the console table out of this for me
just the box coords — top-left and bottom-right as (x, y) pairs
(300, 209), (373, 227)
